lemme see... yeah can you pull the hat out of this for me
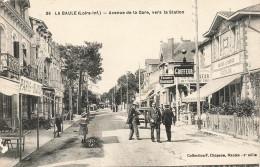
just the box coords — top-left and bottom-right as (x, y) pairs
(81, 112), (88, 118)
(164, 104), (170, 108)
(152, 102), (156, 105)
(133, 101), (139, 105)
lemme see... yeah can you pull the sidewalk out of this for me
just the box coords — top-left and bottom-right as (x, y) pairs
(0, 117), (80, 167)
(176, 121), (259, 148)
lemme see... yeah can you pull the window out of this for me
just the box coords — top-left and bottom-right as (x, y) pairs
(10, 0), (15, 9)
(223, 38), (228, 48)
(0, 26), (7, 53)
(0, 93), (12, 119)
(13, 41), (19, 59)
(36, 46), (39, 59)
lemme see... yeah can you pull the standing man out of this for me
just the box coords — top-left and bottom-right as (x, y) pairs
(148, 102), (162, 142)
(127, 101), (141, 140)
(162, 104), (174, 141)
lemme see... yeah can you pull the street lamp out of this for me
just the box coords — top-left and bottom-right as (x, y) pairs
(126, 71), (130, 111)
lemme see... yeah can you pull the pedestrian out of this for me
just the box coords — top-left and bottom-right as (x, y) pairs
(172, 107), (176, 126)
(116, 104), (118, 112)
(162, 104), (174, 141)
(79, 112), (89, 143)
(148, 102), (162, 142)
(55, 113), (62, 137)
(126, 101), (141, 140)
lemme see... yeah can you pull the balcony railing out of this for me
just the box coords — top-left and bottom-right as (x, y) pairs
(20, 65), (39, 82)
(0, 53), (19, 79)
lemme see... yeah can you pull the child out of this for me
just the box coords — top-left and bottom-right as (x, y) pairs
(79, 112), (89, 143)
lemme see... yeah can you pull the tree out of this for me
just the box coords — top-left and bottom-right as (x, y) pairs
(101, 71), (139, 108)
(59, 42), (103, 115)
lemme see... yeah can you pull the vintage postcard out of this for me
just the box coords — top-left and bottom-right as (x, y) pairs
(0, 0), (259, 166)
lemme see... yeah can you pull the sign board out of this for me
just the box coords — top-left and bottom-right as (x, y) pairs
(159, 76), (174, 84)
(179, 70), (210, 84)
(174, 65), (194, 77)
(20, 76), (42, 96)
(212, 63), (243, 79)
(213, 53), (241, 71)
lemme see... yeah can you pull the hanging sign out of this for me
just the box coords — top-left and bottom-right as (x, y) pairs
(174, 65), (194, 77)
(159, 76), (174, 84)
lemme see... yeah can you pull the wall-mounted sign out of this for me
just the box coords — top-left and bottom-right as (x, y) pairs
(213, 53), (241, 71)
(179, 69), (210, 84)
(212, 63), (243, 79)
(174, 65), (194, 77)
(20, 76), (42, 96)
(159, 76), (174, 84)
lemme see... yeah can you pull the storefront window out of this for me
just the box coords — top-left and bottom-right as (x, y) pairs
(0, 93), (12, 118)
(220, 88), (224, 105)
(225, 85), (230, 104)
(230, 84), (236, 106)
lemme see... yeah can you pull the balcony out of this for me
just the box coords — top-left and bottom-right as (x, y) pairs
(0, 53), (19, 79)
(20, 65), (39, 82)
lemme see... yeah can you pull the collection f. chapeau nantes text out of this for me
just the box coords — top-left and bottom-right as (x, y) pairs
(45, 10), (184, 16)
(187, 153), (257, 158)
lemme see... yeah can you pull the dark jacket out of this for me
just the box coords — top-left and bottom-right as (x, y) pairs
(148, 107), (161, 125)
(162, 108), (174, 125)
(127, 107), (140, 124)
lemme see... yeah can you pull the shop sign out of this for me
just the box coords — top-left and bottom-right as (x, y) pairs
(179, 70), (210, 84)
(174, 65), (194, 77)
(20, 76), (42, 96)
(213, 53), (241, 71)
(159, 76), (174, 84)
(212, 63), (243, 79)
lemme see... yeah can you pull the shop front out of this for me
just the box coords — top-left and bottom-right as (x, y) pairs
(0, 77), (19, 129)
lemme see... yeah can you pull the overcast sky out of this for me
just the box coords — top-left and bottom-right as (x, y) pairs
(29, 0), (259, 94)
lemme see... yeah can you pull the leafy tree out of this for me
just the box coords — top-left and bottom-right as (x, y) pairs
(59, 42), (103, 114)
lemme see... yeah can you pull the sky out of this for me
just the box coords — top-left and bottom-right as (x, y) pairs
(29, 0), (259, 94)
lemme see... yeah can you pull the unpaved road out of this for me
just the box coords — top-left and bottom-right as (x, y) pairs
(14, 109), (259, 167)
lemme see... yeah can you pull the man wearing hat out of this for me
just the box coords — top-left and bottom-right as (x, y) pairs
(162, 104), (174, 141)
(148, 102), (162, 142)
(127, 101), (141, 140)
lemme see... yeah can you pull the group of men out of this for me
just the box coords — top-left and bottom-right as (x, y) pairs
(127, 101), (176, 142)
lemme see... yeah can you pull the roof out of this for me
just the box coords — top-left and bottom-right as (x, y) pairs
(160, 40), (196, 63)
(203, 4), (260, 37)
(29, 16), (48, 29)
(145, 59), (160, 65)
(160, 42), (180, 62)
(237, 3), (260, 12)
(173, 41), (195, 62)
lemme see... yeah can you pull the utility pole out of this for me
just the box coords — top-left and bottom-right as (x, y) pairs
(120, 86), (122, 110)
(69, 80), (73, 121)
(195, 0), (201, 130)
(139, 62), (141, 106)
(86, 72), (89, 115)
(126, 72), (129, 111)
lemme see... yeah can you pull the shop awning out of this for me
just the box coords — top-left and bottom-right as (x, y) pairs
(145, 89), (154, 98)
(182, 74), (240, 102)
(0, 77), (19, 96)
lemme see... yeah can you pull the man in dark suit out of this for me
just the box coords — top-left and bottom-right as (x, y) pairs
(162, 104), (174, 141)
(127, 101), (141, 140)
(148, 102), (162, 142)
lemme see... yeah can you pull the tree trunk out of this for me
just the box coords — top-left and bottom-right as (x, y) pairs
(78, 70), (83, 114)
(69, 80), (73, 121)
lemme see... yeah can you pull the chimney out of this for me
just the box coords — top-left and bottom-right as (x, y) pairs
(168, 38), (174, 60)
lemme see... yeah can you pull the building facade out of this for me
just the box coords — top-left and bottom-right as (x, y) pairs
(184, 4), (260, 116)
